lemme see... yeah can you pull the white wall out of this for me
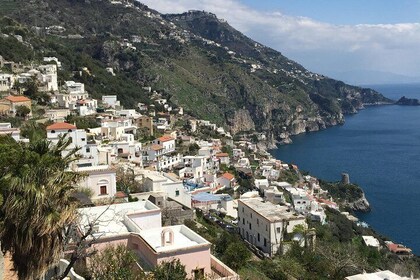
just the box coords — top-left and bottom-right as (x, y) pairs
(127, 211), (162, 230)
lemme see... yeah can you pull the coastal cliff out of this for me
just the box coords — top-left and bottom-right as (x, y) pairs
(0, 0), (392, 146)
(344, 192), (371, 212)
(319, 181), (371, 212)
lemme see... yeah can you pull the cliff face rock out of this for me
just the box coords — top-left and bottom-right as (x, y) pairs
(229, 109), (255, 134)
(2, 0), (392, 143)
(346, 193), (371, 212)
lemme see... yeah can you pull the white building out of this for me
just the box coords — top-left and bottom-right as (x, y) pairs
(181, 155), (208, 179)
(292, 192), (311, 214)
(38, 64), (58, 91)
(78, 200), (162, 238)
(102, 95), (121, 108)
(362, 236), (381, 250)
(345, 270), (415, 280)
(0, 73), (15, 91)
(43, 57), (62, 68)
(71, 98), (98, 116)
(117, 109), (139, 118)
(75, 165), (117, 201)
(142, 172), (191, 208)
(147, 136), (176, 161)
(264, 187), (285, 205)
(65, 80), (85, 94)
(254, 179), (270, 192)
(156, 154), (182, 171)
(44, 109), (71, 122)
(0, 123), (25, 142)
(46, 122), (88, 157)
(238, 198), (306, 256)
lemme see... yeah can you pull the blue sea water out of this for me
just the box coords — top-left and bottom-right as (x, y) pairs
(270, 84), (420, 255)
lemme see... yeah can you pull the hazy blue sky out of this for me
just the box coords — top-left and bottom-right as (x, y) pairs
(141, 0), (420, 83)
(240, 0), (420, 24)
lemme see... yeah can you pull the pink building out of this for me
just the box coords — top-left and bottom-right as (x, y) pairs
(76, 201), (239, 279)
(130, 225), (212, 278)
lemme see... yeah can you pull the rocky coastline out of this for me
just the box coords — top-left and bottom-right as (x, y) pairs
(345, 192), (371, 212)
(396, 96), (420, 106)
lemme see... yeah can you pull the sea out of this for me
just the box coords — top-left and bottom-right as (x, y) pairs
(270, 83), (420, 255)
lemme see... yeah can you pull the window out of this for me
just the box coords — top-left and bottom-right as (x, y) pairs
(264, 238), (267, 247)
(251, 213), (253, 218)
(86, 147), (90, 153)
(51, 130), (55, 133)
(242, 207), (244, 213)
(81, 138), (85, 141)
(266, 225), (268, 231)
(249, 223), (252, 230)
(100, 186), (107, 195)
(68, 129), (72, 132)
(242, 218), (245, 225)
(175, 190), (180, 196)
(257, 219), (259, 225)
(258, 233), (260, 242)
(277, 227), (281, 233)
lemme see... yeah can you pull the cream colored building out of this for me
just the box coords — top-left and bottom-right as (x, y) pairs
(238, 198), (307, 256)
(0, 95), (32, 116)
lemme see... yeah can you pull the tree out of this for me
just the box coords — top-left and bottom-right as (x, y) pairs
(22, 77), (39, 98)
(187, 143), (200, 155)
(152, 259), (187, 280)
(222, 241), (251, 270)
(87, 245), (145, 280)
(316, 242), (365, 279)
(0, 136), (82, 280)
(15, 105), (30, 118)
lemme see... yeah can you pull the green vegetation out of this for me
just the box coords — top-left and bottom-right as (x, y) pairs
(0, 1), (21, 16)
(215, 232), (252, 270)
(152, 259), (187, 280)
(0, 135), (82, 280)
(278, 168), (300, 184)
(15, 105), (30, 118)
(87, 245), (144, 280)
(65, 115), (100, 130)
(0, 0), (391, 141)
(320, 180), (364, 203)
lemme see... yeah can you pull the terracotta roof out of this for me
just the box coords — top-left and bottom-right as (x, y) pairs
(4, 95), (31, 102)
(387, 243), (412, 253)
(221, 172), (235, 181)
(46, 122), (77, 130)
(151, 144), (164, 151)
(216, 153), (229, 157)
(158, 135), (174, 142)
(114, 191), (128, 198)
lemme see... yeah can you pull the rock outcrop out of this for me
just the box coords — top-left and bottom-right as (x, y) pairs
(346, 193), (371, 212)
(396, 96), (420, 106)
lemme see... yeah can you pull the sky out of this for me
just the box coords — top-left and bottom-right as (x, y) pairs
(140, 0), (420, 84)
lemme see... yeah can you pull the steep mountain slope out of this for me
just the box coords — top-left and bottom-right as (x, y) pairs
(0, 0), (391, 145)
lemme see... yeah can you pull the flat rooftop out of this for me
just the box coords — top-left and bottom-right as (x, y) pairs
(362, 236), (380, 247)
(345, 270), (414, 280)
(239, 198), (304, 223)
(139, 225), (210, 253)
(78, 201), (160, 237)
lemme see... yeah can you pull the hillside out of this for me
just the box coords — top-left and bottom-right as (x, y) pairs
(0, 0), (391, 145)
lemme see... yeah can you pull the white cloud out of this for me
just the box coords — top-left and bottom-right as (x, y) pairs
(140, 0), (420, 80)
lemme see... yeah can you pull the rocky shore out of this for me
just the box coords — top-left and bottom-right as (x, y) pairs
(345, 192), (371, 212)
(396, 96), (420, 106)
